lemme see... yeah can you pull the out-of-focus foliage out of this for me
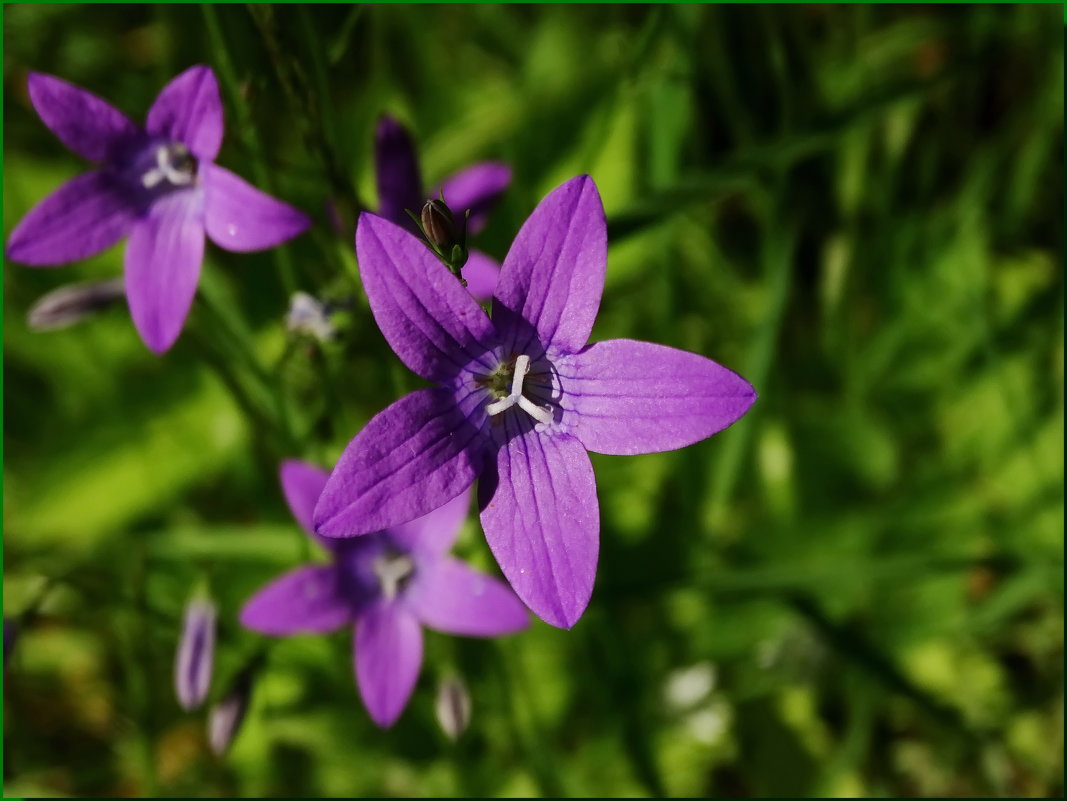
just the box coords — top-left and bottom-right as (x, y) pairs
(3, 4), (1062, 797)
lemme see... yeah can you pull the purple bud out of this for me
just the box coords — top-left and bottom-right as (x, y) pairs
(208, 667), (255, 755)
(434, 676), (471, 741)
(26, 277), (125, 331)
(421, 198), (458, 252)
(174, 598), (216, 711)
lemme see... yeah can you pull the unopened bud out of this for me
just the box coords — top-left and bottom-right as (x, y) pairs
(174, 598), (216, 711)
(434, 676), (471, 741)
(421, 199), (458, 252)
(208, 662), (257, 756)
(27, 278), (125, 331)
(285, 292), (336, 342)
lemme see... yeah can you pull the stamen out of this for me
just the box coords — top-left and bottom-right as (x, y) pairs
(484, 353), (554, 425)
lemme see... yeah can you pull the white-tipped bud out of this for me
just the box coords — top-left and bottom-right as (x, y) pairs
(435, 676), (471, 741)
(174, 598), (216, 711)
(26, 278), (125, 331)
(208, 667), (255, 756)
(285, 292), (336, 342)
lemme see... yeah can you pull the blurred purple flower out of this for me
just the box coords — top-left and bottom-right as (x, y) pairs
(314, 175), (757, 629)
(241, 461), (528, 729)
(175, 597), (216, 711)
(374, 115), (509, 301)
(5, 66), (311, 354)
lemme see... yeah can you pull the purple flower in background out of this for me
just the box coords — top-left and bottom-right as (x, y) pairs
(241, 461), (528, 728)
(315, 175), (757, 629)
(5, 66), (311, 353)
(374, 115), (510, 301)
(175, 597), (216, 711)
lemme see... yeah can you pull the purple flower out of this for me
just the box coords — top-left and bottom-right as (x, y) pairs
(5, 66), (311, 354)
(174, 597), (217, 711)
(374, 114), (509, 301)
(241, 460), (528, 728)
(314, 175), (757, 629)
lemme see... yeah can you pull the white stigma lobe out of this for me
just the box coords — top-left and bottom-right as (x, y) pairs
(485, 354), (553, 425)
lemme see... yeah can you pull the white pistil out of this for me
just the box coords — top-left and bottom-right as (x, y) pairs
(485, 354), (553, 425)
(142, 145), (195, 189)
(373, 552), (415, 601)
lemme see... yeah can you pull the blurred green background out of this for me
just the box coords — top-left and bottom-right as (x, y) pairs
(3, 4), (1063, 797)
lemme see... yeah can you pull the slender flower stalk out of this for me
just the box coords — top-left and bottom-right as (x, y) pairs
(314, 175), (757, 629)
(374, 115), (509, 301)
(241, 461), (528, 728)
(5, 66), (311, 353)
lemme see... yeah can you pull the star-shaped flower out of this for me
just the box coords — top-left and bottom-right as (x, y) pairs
(241, 461), (528, 728)
(5, 65), (311, 353)
(314, 175), (757, 629)
(374, 114), (510, 301)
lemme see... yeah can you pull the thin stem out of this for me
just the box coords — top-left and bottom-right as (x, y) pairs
(202, 3), (299, 297)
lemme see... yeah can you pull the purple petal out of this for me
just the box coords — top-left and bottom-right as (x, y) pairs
(434, 162), (511, 235)
(174, 598), (216, 711)
(6, 171), (136, 266)
(407, 556), (529, 636)
(146, 65), (223, 161)
(26, 72), (140, 163)
(386, 487), (472, 556)
(560, 339), (758, 455)
(279, 460), (329, 534)
(314, 388), (487, 538)
(493, 175), (606, 356)
(355, 602), (423, 728)
(124, 190), (205, 354)
(478, 427), (599, 629)
(239, 565), (351, 635)
(374, 115), (423, 228)
(202, 163), (310, 252)
(355, 212), (496, 382)
(462, 250), (500, 303)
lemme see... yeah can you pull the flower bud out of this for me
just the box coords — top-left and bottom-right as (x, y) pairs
(421, 198), (458, 253)
(26, 278), (125, 331)
(285, 292), (336, 342)
(208, 663), (256, 755)
(434, 676), (471, 741)
(174, 598), (216, 711)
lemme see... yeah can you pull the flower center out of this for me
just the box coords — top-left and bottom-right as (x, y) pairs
(482, 354), (554, 426)
(141, 142), (197, 190)
(372, 549), (416, 601)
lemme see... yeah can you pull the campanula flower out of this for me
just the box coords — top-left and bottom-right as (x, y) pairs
(5, 66), (311, 353)
(315, 175), (757, 629)
(174, 597), (216, 711)
(374, 114), (508, 301)
(241, 461), (528, 728)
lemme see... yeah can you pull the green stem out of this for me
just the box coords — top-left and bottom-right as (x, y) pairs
(202, 3), (299, 297)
